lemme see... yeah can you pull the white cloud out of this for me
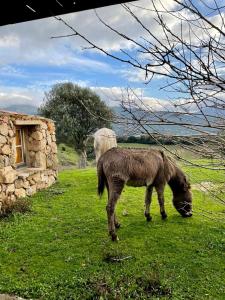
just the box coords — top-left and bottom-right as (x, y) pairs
(0, 0), (178, 68)
(0, 86), (42, 108)
(92, 86), (198, 112)
(91, 86), (173, 110)
(0, 0), (222, 70)
(0, 0), (223, 112)
(0, 81), (200, 116)
(91, 86), (130, 106)
(0, 79), (89, 108)
(0, 35), (20, 48)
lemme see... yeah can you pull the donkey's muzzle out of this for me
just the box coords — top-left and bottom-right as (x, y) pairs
(182, 211), (192, 218)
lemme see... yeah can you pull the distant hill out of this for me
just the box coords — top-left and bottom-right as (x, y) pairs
(0, 104), (38, 115)
(112, 106), (220, 136)
(0, 104), (221, 137)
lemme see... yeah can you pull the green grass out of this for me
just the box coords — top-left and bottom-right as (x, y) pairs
(57, 143), (79, 167)
(0, 166), (224, 299)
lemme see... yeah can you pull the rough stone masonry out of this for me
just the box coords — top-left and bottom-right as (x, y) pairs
(0, 110), (58, 213)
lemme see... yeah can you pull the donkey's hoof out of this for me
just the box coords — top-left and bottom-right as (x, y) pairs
(111, 233), (119, 242)
(115, 223), (121, 229)
(161, 212), (167, 220)
(145, 213), (152, 222)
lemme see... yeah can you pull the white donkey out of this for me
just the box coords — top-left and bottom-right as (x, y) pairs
(94, 128), (117, 163)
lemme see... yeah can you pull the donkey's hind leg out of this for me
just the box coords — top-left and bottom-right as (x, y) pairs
(145, 185), (153, 221)
(106, 177), (124, 241)
(105, 180), (121, 228)
(155, 184), (167, 220)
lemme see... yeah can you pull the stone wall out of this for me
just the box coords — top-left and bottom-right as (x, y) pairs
(0, 111), (58, 213)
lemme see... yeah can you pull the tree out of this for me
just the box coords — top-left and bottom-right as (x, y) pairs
(39, 82), (113, 168)
(52, 0), (225, 170)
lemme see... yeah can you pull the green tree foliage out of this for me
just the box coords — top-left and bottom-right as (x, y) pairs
(39, 82), (112, 167)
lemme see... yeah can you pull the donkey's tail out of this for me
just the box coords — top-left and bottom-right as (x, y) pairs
(97, 160), (106, 197)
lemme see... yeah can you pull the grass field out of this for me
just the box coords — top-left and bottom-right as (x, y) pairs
(57, 144), (79, 168)
(0, 163), (224, 299)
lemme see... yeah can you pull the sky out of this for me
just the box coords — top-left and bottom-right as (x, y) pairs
(0, 0), (223, 111)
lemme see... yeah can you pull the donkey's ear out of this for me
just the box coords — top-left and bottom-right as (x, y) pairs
(182, 176), (190, 190)
(182, 182), (188, 191)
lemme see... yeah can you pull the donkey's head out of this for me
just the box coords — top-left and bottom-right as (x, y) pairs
(168, 171), (192, 217)
(172, 176), (192, 217)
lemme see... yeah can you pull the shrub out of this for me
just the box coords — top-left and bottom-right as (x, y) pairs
(0, 198), (32, 218)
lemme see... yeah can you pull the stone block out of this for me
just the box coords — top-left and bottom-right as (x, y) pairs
(29, 151), (35, 158)
(26, 185), (37, 196)
(51, 143), (57, 154)
(6, 184), (15, 193)
(27, 140), (46, 151)
(0, 166), (17, 184)
(48, 122), (55, 133)
(15, 188), (26, 198)
(9, 120), (14, 129)
(48, 175), (56, 186)
(8, 129), (14, 137)
(46, 133), (52, 145)
(40, 123), (48, 130)
(15, 179), (29, 189)
(46, 157), (53, 168)
(31, 131), (43, 141)
(0, 155), (5, 168)
(18, 173), (29, 180)
(1, 145), (11, 155)
(41, 130), (46, 138)
(35, 152), (46, 168)
(36, 182), (47, 190)
(46, 145), (51, 155)
(0, 124), (8, 136)
(41, 173), (48, 182)
(2, 116), (9, 123)
(52, 156), (58, 169)
(0, 135), (7, 144)
(5, 156), (11, 167)
(10, 194), (16, 202)
(30, 173), (41, 183)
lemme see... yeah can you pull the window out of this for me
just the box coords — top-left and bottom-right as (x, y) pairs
(16, 127), (26, 166)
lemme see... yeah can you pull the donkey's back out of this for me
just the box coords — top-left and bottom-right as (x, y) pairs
(98, 147), (168, 189)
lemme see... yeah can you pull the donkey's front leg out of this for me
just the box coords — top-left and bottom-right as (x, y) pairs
(114, 214), (120, 229)
(155, 185), (167, 220)
(145, 185), (153, 221)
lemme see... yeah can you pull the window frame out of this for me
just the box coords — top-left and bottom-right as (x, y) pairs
(15, 126), (26, 167)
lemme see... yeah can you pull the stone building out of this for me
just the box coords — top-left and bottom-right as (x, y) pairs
(0, 110), (58, 212)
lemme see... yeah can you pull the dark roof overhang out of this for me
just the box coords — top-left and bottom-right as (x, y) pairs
(1, 1), (136, 26)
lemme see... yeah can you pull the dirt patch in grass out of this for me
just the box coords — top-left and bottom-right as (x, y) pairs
(103, 252), (133, 263)
(0, 198), (32, 218)
(136, 275), (172, 298)
(0, 295), (30, 300)
(192, 181), (217, 193)
(84, 273), (172, 299)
